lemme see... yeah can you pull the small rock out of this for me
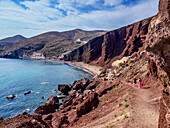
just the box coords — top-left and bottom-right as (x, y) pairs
(0, 117), (3, 120)
(6, 94), (16, 99)
(52, 89), (57, 93)
(24, 91), (31, 95)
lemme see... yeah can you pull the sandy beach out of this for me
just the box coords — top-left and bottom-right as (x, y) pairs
(63, 61), (102, 76)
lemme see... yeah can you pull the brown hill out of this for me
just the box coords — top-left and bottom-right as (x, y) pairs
(0, 29), (105, 58)
(0, 35), (26, 48)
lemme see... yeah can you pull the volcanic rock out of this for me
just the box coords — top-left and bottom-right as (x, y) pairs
(58, 84), (71, 95)
(35, 95), (59, 115)
(24, 91), (31, 95)
(6, 94), (16, 99)
(72, 78), (90, 91)
(76, 92), (99, 117)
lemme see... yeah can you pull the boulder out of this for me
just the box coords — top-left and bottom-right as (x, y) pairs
(76, 92), (99, 117)
(24, 91), (31, 95)
(72, 78), (90, 91)
(51, 112), (69, 128)
(58, 84), (71, 95)
(6, 94), (16, 99)
(35, 95), (59, 115)
(52, 89), (57, 93)
(46, 95), (59, 106)
(34, 103), (56, 115)
(86, 81), (100, 90)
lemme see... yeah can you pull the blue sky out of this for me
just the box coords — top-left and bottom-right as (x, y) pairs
(0, 0), (159, 39)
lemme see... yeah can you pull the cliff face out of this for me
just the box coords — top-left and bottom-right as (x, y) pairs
(64, 18), (152, 66)
(145, 0), (170, 127)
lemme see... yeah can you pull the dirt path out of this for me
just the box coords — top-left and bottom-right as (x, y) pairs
(78, 82), (161, 128)
(123, 82), (161, 128)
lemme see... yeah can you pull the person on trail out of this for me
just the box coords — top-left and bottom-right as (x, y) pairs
(138, 78), (142, 88)
(134, 78), (137, 84)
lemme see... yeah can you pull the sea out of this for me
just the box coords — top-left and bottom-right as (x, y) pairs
(0, 58), (92, 119)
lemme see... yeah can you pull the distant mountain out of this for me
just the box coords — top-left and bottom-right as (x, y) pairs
(0, 35), (26, 48)
(0, 29), (105, 58)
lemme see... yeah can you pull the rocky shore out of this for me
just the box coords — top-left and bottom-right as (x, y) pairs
(0, 0), (169, 127)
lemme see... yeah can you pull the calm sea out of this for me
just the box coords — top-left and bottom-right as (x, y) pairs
(0, 58), (92, 119)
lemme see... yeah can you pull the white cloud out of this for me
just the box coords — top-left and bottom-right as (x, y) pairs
(104, 0), (123, 6)
(0, 0), (159, 39)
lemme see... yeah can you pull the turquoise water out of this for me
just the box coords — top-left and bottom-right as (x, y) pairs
(0, 58), (92, 119)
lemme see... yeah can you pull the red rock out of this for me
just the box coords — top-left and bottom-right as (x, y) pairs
(86, 80), (100, 90)
(72, 96), (83, 105)
(42, 114), (53, 121)
(76, 92), (99, 117)
(51, 113), (68, 128)
(35, 95), (59, 115)
(69, 90), (77, 97)
(98, 83), (119, 97)
(72, 78), (90, 91)
(58, 84), (71, 95)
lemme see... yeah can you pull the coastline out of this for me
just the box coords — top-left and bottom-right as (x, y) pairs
(44, 58), (102, 77)
(62, 61), (102, 77)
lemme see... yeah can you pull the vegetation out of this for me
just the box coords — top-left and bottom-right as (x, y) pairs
(124, 103), (129, 108)
(123, 98), (127, 102)
(107, 123), (114, 128)
(109, 81), (112, 84)
(124, 114), (128, 118)
(118, 67), (124, 72)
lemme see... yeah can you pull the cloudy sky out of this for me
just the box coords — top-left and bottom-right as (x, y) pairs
(0, 0), (159, 39)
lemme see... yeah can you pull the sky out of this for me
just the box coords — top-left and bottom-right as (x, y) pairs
(0, 0), (159, 39)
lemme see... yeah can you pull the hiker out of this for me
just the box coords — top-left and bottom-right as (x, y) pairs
(138, 78), (142, 88)
(134, 78), (137, 84)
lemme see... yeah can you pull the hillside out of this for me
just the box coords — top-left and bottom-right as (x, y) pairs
(0, 35), (26, 48)
(0, 29), (105, 58)
(0, 0), (169, 127)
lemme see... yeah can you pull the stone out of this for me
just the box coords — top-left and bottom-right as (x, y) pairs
(72, 96), (83, 105)
(72, 78), (90, 91)
(51, 112), (69, 128)
(58, 84), (71, 95)
(6, 94), (16, 99)
(76, 92), (99, 117)
(35, 95), (59, 115)
(24, 91), (31, 95)
(52, 89), (57, 93)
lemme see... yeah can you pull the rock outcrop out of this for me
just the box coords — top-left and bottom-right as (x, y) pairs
(35, 95), (59, 115)
(145, 0), (170, 127)
(64, 17), (152, 66)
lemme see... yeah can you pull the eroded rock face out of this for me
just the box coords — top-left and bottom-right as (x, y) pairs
(76, 92), (99, 117)
(64, 17), (152, 66)
(145, 0), (170, 127)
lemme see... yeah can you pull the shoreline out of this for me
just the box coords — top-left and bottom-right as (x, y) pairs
(42, 58), (102, 77)
(62, 61), (102, 77)
(0, 57), (101, 77)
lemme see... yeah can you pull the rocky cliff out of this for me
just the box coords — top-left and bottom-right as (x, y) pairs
(64, 17), (152, 66)
(145, 0), (170, 127)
